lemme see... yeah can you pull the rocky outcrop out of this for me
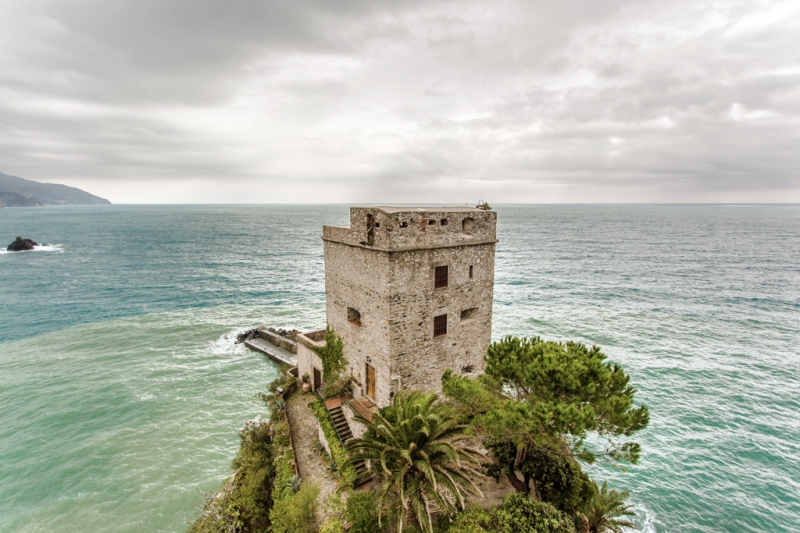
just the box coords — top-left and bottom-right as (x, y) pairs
(7, 236), (39, 251)
(267, 327), (300, 341)
(235, 328), (260, 344)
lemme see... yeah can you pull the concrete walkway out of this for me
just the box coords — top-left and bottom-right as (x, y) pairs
(245, 337), (297, 365)
(285, 392), (338, 525)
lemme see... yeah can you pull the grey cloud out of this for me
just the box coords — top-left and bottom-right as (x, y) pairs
(0, 0), (798, 203)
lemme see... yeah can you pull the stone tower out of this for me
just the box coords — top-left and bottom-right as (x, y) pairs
(321, 206), (497, 408)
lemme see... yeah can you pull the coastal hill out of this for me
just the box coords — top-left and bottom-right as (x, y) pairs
(0, 172), (111, 207)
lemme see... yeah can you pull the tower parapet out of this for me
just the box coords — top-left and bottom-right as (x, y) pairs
(323, 206), (496, 251)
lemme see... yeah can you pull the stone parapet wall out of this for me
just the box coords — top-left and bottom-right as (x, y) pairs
(343, 399), (368, 440)
(323, 206), (497, 252)
(257, 327), (298, 354)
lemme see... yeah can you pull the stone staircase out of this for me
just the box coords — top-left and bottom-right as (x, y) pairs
(327, 404), (371, 485)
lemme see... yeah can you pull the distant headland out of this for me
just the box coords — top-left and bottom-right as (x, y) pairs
(0, 172), (110, 207)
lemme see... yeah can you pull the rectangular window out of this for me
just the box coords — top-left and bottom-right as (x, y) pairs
(433, 314), (447, 337)
(469, 265), (473, 278)
(434, 265), (448, 288)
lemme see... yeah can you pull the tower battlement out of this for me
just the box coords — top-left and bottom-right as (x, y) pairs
(323, 206), (497, 251)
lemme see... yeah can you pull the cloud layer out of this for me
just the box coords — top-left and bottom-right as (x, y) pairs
(1, 0), (798, 203)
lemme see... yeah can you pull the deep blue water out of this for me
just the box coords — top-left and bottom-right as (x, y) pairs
(1, 204), (798, 532)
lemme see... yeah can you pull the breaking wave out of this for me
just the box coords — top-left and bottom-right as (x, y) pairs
(0, 243), (63, 254)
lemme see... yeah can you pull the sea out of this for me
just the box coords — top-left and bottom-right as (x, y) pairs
(0, 205), (798, 533)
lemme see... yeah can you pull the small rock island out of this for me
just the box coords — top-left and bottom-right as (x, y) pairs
(7, 236), (40, 252)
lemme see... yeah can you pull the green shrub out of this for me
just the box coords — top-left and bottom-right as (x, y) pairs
(272, 420), (290, 447)
(187, 422), (275, 533)
(437, 494), (576, 533)
(309, 399), (357, 489)
(488, 440), (592, 513)
(310, 326), (347, 382)
(344, 492), (382, 533)
(269, 448), (295, 533)
(495, 493), (576, 533)
(320, 516), (345, 533)
(270, 481), (320, 533)
(322, 376), (352, 399)
(436, 507), (494, 533)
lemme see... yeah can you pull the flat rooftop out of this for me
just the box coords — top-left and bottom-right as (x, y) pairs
(372, 206), (486, 214)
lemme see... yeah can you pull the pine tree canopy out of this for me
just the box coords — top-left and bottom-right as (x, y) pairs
(443, 336), (649, 466)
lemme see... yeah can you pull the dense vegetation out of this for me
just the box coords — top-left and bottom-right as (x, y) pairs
(186, 420), (275, 533)
(346, 391), (485, 532)
(310, 327), (351, 399)
(435, 493), (577, 533)
(188, 335), (646, 533)
(440, 336), (648, 532)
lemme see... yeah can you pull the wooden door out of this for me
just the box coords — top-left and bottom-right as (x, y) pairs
(313, 367), (322, 391)
(365, 363), (376, 399)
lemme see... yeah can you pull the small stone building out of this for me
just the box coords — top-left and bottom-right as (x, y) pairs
(297, 206), (497, 408)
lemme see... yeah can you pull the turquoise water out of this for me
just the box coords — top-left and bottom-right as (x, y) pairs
(1, 205), (798, 532)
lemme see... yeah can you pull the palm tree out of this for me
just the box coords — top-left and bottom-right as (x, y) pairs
(584, 480), (638, 533)
(346, 391), (485, 533)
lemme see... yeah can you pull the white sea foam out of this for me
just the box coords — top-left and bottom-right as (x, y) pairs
(207, 329), (250, 356)
(0, 243), (63, 254)
(633, 501), (658, 533)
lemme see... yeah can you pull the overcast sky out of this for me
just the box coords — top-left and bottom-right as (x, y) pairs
(1, 0), (798, 203)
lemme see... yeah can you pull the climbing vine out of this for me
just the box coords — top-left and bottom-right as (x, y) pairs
(310, 326), (347, 382)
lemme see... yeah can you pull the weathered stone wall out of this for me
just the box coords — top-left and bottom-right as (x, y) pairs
(342, 401), (368, 440)
(257, 327), (298, 353)
(296, 330), (325, 391)
(388, 242), (495, 395)
(322, 206), (496, 408)
(324, 241), (394, 407)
